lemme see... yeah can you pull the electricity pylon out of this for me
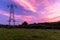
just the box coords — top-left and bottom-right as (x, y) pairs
(7, 4), (16, 25)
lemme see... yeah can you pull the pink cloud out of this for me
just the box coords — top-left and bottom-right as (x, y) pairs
(0, 0), (60, 24)
(13, 0), (36, 12)
(0, 9), (60, 23)
(11, 0), (60, 23)
(0, 10), (37, 23)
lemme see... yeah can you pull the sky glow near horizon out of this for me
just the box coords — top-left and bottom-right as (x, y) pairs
(0, 0), (60, 24)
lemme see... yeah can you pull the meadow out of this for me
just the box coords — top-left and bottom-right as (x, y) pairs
(0, 28), (60, 40)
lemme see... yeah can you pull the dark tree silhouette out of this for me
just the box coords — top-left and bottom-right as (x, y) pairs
(22, 21), (28, 25)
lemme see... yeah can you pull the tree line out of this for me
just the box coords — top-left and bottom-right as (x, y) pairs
(0, 21), (60, 29)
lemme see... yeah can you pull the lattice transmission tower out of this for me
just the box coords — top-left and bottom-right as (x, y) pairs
(7, 4), (16, 25)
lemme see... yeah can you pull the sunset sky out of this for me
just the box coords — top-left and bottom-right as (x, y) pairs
(0, 0), (60, 25)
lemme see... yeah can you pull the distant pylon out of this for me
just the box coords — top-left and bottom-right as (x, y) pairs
(7, 4), (16, 25)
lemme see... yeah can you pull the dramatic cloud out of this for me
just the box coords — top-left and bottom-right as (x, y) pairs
(0, 0), (60, 24)
(12, 0), (36, 12)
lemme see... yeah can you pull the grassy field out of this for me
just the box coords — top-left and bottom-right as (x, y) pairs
(0, 28), (60, 40)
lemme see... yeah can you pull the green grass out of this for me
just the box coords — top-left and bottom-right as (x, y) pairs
(0, 28), (60, 40)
